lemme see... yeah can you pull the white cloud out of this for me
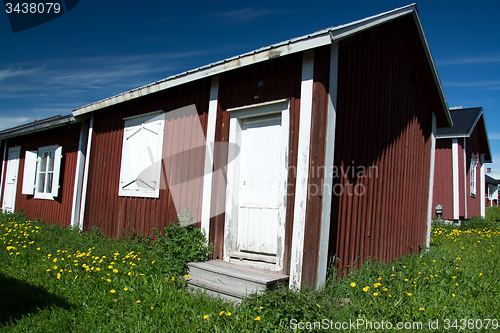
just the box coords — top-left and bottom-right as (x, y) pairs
(441, 80), (500, 88)
(213, 8), (291, 21)
(0, 116), (31, 131)
(436, 54), (500, 66)
(489, 132), (500, 140)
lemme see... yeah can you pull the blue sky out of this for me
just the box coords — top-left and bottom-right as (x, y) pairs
(1, 0), (499, 170)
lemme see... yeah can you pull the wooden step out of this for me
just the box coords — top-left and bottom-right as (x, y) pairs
(187, 260), (289, 303)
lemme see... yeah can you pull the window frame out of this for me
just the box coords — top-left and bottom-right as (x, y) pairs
(22, 144), (62, 200)
(470, 154), (478, 197)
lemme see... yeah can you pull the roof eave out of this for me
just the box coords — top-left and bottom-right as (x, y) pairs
(0, 115), (75, 140)
(72, 4), (430, 117)
(410, 10), (452, 128)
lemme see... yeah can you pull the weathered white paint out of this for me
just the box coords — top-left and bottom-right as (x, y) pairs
(426, 113), (437, 249)
(78, 115), (94, 231)
(71, 120), (89, 228)
(290, 50), (314, 289)
(480, 154), (486, 217)
(2, 146), (21, 212)
(21, 150), (37, 195)
(463, 138), (468, 219)
(316, 42), (338, 289)
(452, 139), (459, 220)
(224, 99), (289, 273)
(201, 76), (219, 239)
(0, 140), (5, 204)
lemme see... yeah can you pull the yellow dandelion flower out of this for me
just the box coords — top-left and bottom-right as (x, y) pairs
(479, 273), (483, 276)
(452, 294), (456, 297)
(57, 273), (61, 279)
(150, 306), (154, 310)
(404, 279), (409, 282)
(227, 312), (232, 316)
(406, 293), (412, 296)
(373, 292), (379, 296)
(124, 287), (128, 291)
(128, 272), (132, 276)
(350, 282), (356, 287)
(110, 290), (116, 294)
(203, 315), (209, 320)
(136, 300), (141, 303)
(96, 267), (101, 272)
(53, 258), (57, 262)
(219, 311), (225, 316)
(419, 307), (425, 311)
(53, 266), (57, 270)
(113, 269), (118, 274)
(255, 316), (261, 321)
(363, 286), (369, 292)
(171, 277), (175, 281)
(106, 279), (111, 282)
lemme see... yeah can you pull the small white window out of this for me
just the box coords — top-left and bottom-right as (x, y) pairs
(118, 111), (165, 198)
(470, 154), (478, 197)
(22, 145), (62, 199)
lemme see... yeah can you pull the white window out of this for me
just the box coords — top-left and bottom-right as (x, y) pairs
(470, 154), (478, 197)
(22, 145), (62, 199)
(118, 111), (165, 198)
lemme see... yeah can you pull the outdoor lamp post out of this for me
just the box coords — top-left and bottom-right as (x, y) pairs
(435, 204), (443, 222)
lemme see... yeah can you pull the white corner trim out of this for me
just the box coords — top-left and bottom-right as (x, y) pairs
(0, 140), (5, 205)
(452, 138), (459, 220)
(316, 43), (338, 289)
(426, 114), (436, 249)
(463, 138), (467, 219)
(201, 75), (219, 239)
(70, 120), (89, 228)
(480, 154), (486, 217)
(78, 115), (94, 231)
(289, 49), (314, 289)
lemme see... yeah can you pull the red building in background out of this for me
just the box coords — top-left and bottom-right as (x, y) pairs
(433, 107), (492, 221)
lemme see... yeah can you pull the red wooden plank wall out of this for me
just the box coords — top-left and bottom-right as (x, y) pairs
(216, 53), (303, 265)
(329, 21), (433, 274)
(84, 79), (210, 238)
(433, 139), (454, 220)
(6, 123), (81, 227)
(466, 123), (483, 218)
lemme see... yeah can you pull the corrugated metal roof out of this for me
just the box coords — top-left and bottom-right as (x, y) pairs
(0, 114), (75, 140)
(71, 3), (450, 128)
(436, 107), (482, 137)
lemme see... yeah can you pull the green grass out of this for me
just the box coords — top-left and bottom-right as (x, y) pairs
(1, 207), (500, 332)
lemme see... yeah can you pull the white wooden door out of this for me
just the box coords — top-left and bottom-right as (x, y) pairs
(237, 115), (282, 255)
(2, 146), (21, 213)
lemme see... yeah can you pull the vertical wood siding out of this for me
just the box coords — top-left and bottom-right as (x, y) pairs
(433, 139), (454, 220)
(84, 79), (210, 238)
(216, 53), (303, 267)
(466, 122), (484, 218)
(301, 46), (330, 288)
(6, 124), (81, 227)
(329, 21), (433, 274)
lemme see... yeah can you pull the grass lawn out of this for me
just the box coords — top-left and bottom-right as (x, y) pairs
(1, 207), (499, 332)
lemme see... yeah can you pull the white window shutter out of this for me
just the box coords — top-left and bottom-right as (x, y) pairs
(119, 112), (164, 198)
(119, 124), (143, 195)
(22, 150), (37, 195)
(51, 146), (63, 198)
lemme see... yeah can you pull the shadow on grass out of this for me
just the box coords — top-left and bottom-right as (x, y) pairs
(0, 273), (74, 326)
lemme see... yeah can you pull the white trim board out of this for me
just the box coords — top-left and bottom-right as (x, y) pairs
(201, 76), (219, 239)
(426, 113), (436, 249)
(71, 120), (89, 228)
(78, 115), (94, 231)
(289, 49), (314, 289)
(316, 42), (338, 289)
(452, 139), (460, 220)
